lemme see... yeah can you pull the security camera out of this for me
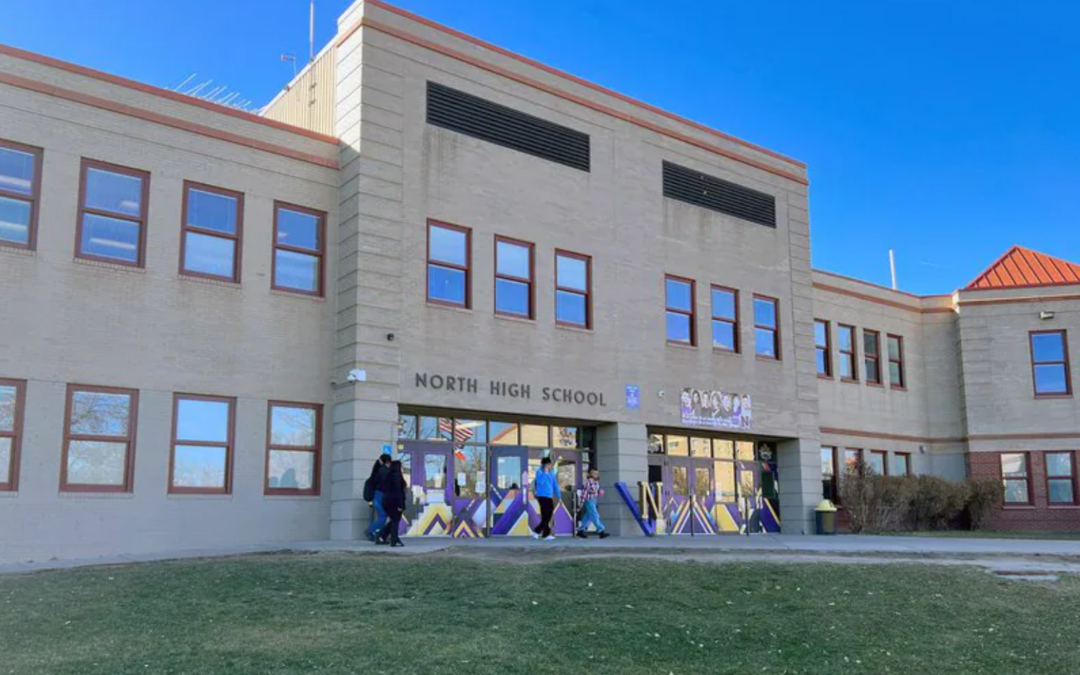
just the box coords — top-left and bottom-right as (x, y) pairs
(346, 369), (366, 383)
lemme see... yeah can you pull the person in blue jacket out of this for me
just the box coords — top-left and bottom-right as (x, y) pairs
(531, 456), (561, 540)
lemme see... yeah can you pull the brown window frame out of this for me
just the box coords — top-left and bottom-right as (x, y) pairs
(61, 384), (139, 493)
(887, 334), (907, 390)
(554, 249), (591, 329)
(814, 319), (832, 378)
(0, 139), (44, 251)
(821, 445), (839, 504)
(75, 158), (151, 268)
(753, 294), (781, 361)
(1030, 330), (1072, 398)
(493, 235), (535, 319)
(0, 378), (26, 491)
(892, 451), (911, 476)
(838, 324), (858, 382)
(426, 220), (472, 309)
(179, 181), (244, 283)
(710, 285), (739, 353)
(271, 201), (326, 297)
(265, 401), (323, 497)
(864, 329), (882, 385)
(868, 449), (888, 476)
(1000, 452), (1033, 506)
(665, 274), (697, 346)
(169, 394), (236, 495)
(1045, 451), (1078, 506)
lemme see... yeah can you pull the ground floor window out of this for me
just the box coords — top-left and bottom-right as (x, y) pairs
(867, 450), (887, 475)
(266, 402), (322, 495)
(1001, 452), (1031, 505)
(0, 379), (25, 491)
(1046, 452), (1076, 505)
(61, 384), (138, 492)
(891, 452), (911, 476)
(821, 446), (838, 503)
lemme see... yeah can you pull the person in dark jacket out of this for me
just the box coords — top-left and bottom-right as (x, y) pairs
(365, 454), (392, 542)
(377, 460), (408, 547)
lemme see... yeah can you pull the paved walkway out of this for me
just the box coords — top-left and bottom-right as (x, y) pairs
(4, 534), (1080, 576)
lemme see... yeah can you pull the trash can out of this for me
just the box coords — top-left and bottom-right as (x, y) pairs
(815, 500), (838, 535)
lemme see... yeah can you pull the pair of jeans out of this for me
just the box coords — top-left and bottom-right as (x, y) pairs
(534, 496), (555, 537)
(366, 491), (387, 537)
(579, 499), (605, 533)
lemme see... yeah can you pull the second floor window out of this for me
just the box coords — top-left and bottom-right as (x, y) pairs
(864, 329), (882, 384)
(181, 182), (243, 282)
(273, 202), (325, 296)
(711, 286), (738, 352)
(1030, 330), (1071, 396)
(888, 334), (906, 389)
(665, 275), (695, 345)
(0, 139), (43, 250)
(753, 295), (779, 359)
(170, 395), (235, 494)
(555, 250), (591, 328)
(814, 319), (831, 376)
(838, 324), (857, 381)
(494, 236), (534, 318)
(77, 159), (149, 267)
(427, 221), (470, 307)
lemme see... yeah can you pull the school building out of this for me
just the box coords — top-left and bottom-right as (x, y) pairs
(2, 0), (1078, 562)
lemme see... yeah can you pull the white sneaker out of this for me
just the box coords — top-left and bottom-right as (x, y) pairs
(544, 535), (556, 541)
(531, 533), (540, 540)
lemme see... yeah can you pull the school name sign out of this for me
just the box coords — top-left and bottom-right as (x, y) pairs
(414, 373), (609, 407)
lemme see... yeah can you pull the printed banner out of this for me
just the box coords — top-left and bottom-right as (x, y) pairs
(680, 388), (751, 430)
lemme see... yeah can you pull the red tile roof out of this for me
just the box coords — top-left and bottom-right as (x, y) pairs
(965, 246), (1080, 290)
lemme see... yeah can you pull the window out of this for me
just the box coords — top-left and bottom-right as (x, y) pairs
(555, 250), (591, 328)
(1030, 331), (1071, 397)
(272, 202), (325, 296)
(61, 385), (138, 492)
(838, 325), (857, 381)
(887, 334), (906, 390)
(494, 236), (534, 318)
(0, 139), (43, 250)
(868, 450), (887, 475)
(814, 319), (832, 376)
(821, 446), (838, 503)
(170, 395), (235, 494)
(665, 275), (696, 345)
(891, 452), (911, 476)
(752, 295), (780, 359)
(180, 182), (243, 282)
(864, 330), (882, 385)
(1046, 452), (1076, 505)
(1001, 453), (1031, 504)
(427, 221), (471, 308)
(0, 379), (26, 491)
(76, 159), (149, 266)
(711, 286), (739, 352)
(843, 448), (863, 473)
(266, 402), (322, 495)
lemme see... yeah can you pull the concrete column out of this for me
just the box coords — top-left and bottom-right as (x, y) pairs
(777, 437), (822, 535)
(329, 398), (398, 540)
(595, 422), (648, 536)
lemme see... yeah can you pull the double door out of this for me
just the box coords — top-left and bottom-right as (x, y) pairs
(489, 447), (580, 537)
(662, 457), (715, 535)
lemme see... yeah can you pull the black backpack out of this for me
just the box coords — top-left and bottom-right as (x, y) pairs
(363, 475), (376, 503)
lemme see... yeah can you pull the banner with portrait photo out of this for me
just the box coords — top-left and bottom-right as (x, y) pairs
(680, 388), (752, 430)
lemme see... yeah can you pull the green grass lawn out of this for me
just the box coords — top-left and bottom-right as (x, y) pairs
(2, 554), (1080, 675)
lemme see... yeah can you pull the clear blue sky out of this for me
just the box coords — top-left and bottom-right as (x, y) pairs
(5, 1), (1078, 295)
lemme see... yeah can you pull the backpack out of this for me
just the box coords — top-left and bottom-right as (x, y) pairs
(363, 475), (376, 503)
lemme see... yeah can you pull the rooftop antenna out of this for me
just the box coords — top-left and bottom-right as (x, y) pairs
(889, 249), (898, 290)
(281, 53), (297, 77)
(309, 0), (316, 62)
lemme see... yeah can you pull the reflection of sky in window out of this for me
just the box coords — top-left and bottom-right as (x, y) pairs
(496, 241), (529, 277)
(1035, 364), (1068, 393)
(81, 215), (139, 261)
(753, 298), (776, 327)
(187, 189), (237, 234)
(557, 255), (586, 290)
(85, 168), (142, 216)
(70, 392), (130, 435)
(275, 250), (319, 291)
(428, 265), (465, 303)
(666, 312), (690, 341)
(838, 327), (853, 351)
(1032, 333), (1065, 362)
(0, 148), (35, 195)
(0, 385), (15, 431)
(556, 291), (586, 324)
(496, 278), (529, 314)
(177, 399), (229, 442)
(184, 232), (235, 277)
(429, 226), (465, 265)
(276, 208), (319, 250)
(755, 328), (776, 356)
(173, 445), (226, 487)
(271, 406), (316, 446)
(0, 197), (31, 245)
(666, 279), (691, 311)
(712, 289), (735, 319)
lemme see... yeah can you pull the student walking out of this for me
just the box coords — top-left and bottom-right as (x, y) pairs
(576, 468), (610, 539)
(531, 457), (561, 540)
(364, 453), (392, 542)
(377, 460), (408, 547)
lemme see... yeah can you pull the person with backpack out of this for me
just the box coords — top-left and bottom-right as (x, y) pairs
(364, 454), (392, 542)
(576, 468), (610, 539)
(531, 457), (561, 540)
(376, 460), (408, 547)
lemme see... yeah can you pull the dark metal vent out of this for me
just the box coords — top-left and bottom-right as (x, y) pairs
(427, 81), (590, 172)
(662, 161), (776, 228)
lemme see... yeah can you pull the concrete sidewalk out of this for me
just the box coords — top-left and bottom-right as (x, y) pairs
(4, 534), (1080, 576)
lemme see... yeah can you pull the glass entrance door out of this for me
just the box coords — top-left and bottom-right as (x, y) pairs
(737, 459), (762, 534)
(398, 443), (454, 537)
(664, 458), (715, 535)
(528, 449), (580, 536)
(489, 447), (531, 536)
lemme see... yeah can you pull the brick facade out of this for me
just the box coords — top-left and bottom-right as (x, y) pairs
(968, 451), (1080, 531)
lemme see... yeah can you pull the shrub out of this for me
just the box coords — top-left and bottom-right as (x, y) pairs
(871, 475), (918, 532)
(965, 477), (1003, 530)
(839, 459), (875, 533)
(911, 475), (968, 530)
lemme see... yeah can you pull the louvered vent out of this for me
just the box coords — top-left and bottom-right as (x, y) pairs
(426, 81), (590, 172)
(662, 161), (776, 228)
